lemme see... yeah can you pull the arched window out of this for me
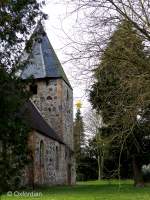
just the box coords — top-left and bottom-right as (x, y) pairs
(67, 89), (69, 101)
(56, 146), (59, 170)
(40, 140), (44, 168)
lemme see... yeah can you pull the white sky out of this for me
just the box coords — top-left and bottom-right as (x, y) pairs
(43, 1), (91, 117)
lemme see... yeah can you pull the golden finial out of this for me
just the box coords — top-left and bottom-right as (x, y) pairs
(75, 100), (82, 109)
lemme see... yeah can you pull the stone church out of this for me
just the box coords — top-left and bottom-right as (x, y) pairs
(21, 24), (75, 186)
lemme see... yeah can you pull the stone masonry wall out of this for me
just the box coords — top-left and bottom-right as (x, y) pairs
(31, 78), (73, 149)
(24, 131), (75, 186)
(61, 81), (74, 149)
(29, 78), (75, 184)
(31, 79), (63, 140)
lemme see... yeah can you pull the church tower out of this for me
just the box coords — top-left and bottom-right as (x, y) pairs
(21, 24), (73, 150)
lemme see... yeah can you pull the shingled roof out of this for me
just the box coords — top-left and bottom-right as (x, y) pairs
(22, 101), (64, 144)
(21, 24), (72, 88)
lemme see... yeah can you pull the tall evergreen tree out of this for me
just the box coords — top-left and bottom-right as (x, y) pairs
(73, 105), (85, 180)
(90, 21), (150, 186)
(74, 107), (84, 157)
(0, 0), (46, 192)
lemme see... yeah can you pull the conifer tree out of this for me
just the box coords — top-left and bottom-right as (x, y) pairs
(74, 107), (84, 157)
(73, 104), (85, 180)
(90, 21), (150, 186)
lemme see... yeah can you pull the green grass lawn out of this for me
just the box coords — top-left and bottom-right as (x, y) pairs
(1, 180), (150, 200)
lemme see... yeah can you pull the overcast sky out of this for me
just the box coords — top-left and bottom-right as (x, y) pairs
(43, 1), (91, 116)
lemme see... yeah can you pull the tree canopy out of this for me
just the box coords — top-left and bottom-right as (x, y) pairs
(0, 0), (47, 75)
(0, 0), (46, 192)
(90, 21), (150, 186)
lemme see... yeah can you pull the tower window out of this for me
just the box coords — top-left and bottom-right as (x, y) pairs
(30, 84), (37, 94)
(46, 79), (50, 86)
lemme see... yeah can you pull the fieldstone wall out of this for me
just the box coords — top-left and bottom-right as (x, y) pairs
(31, 78), (73, 149)
(29, 78), (75, 185)
(31, 79), (63, 140)
(24, 131), (75, 186)
(61, 81), (74, 149)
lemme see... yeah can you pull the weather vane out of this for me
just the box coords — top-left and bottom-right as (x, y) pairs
(75, 100), (82, 109)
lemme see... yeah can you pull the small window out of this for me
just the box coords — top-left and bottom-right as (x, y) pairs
(65, 148), (68, 160)
(40, 140), (44, 168)
(56, 146), (59, 170)
(46, 79), (50, 86)
(67, 89), (69, 101)
(30, 84), (37, 94)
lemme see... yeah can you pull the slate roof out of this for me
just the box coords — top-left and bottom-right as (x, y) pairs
(22, 101), (64, 144)
(21, 24), (72, 88)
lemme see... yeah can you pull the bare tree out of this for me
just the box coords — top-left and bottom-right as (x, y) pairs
(85, 109), (106, 180)
(67, 0), (150, 40)
(58, 1), (150, 185)
(60, 0), (150, 73)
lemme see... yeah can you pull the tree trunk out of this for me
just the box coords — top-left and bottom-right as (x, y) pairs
(132, 155), (144, 187)
(98, 155), (101, 180)
(98, 154), (104, 180)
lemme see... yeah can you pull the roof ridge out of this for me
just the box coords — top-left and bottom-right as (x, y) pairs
(41, 33), (72, 88)
(30, 99), (41, 115)
(26, 100), (64, 144)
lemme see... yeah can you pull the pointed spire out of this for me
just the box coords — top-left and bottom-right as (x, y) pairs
(21, 23), (72, 88)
